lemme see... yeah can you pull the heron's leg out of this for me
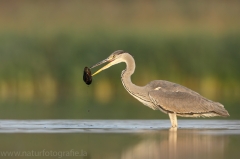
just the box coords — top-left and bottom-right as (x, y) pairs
(168, 113), (178, 130)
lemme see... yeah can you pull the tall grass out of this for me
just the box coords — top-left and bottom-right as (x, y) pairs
(0, 31), (239, 104)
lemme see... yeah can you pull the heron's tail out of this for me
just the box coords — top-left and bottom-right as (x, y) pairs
(214, 102), (230, 117)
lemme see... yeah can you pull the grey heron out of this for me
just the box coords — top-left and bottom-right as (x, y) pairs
(90, 50), (229, 130)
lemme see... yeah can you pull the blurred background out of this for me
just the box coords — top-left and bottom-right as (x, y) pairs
(0, 0), (239, 119)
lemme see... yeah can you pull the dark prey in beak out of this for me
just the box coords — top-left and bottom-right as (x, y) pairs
(83, 67), (92, 85)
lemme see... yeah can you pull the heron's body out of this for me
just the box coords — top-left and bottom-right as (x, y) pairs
(90, 50), (229, 130)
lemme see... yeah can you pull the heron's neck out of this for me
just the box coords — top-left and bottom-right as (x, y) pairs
(121, 54), (143, 94)
(122, 53), (135, 77)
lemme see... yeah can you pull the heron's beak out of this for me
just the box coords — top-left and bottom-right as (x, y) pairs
(90, 59), (114, 76)
(90, 59), (108, 69)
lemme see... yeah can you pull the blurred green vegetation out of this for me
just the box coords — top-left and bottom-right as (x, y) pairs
(0, 0), (239, 119)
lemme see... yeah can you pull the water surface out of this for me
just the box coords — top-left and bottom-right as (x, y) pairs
(0, 120), (239, 159)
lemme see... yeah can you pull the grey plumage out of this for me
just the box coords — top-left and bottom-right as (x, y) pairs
(147, 80), (229, 117)
(91, 50), (230, 130)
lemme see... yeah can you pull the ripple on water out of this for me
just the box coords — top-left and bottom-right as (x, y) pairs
(0, 120), (240, 134)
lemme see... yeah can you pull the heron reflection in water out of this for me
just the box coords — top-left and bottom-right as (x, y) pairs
(90, 50), (229, 130)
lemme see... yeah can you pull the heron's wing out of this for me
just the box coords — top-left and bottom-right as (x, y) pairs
(148, 89), (226, 115)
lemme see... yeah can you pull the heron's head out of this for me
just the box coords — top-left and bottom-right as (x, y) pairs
(90, 50), (126, 76)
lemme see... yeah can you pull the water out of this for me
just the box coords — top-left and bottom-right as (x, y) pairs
(0, 120), (240, 159)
